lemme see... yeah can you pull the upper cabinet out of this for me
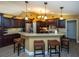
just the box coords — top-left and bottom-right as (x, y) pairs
(2, 17), (12, 27)
(0, 16), (1, 26)
(47, 19), (58, 27)
(0, 13), (3, 27)
(1, 16), (25, 28)
(36, 21), (49, 33)
(57, 20), (65, 28)
(15, 19), (25, 28)
(47, 19), (65, 28)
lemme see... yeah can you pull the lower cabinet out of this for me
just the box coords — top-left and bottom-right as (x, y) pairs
(0, 33), (20, 48)
(0, 37), (2, 47)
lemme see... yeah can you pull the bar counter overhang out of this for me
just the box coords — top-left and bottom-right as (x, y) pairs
(19, 32), (64, 55)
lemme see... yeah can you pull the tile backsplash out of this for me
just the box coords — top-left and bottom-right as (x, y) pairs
(5, 28), (23, 35)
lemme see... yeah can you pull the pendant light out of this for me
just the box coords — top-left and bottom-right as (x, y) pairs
(60, 7), (64, 20)
(25, 1), (28, 20)
(44, 2), (48, 20)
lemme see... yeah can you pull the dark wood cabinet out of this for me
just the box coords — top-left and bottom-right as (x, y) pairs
(11, 19), (16, 27)
(48, 19), (57, 26)
(16, 20), (25, 28)
(0, 13), (25, 48)
(2, 17), (12, 28)
(0, 34), (20, 47)
(57, 20), (65, 28)
(0, 36), (3, 47)
(37, 21), (49, 33)
(47, 19), (65, 28)
(0, 16), (1, 26)
(1, 16), (25, 28)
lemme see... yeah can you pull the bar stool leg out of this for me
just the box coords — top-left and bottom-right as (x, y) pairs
(55, 46), (57, 54)
(67, 42), (69, 53)
(43, 47), (45, 57)
(17, 44), (20, 56)
(50, 47), (51, 57)
(48, 45), (50, 55)
(59, 46), (60, 57)
(23, 41), (25, 52)
(14, 42), (15, 53)
(67, 45), (69, 53)
(34, 47), (35, 57)
(48, 43), (49, 55)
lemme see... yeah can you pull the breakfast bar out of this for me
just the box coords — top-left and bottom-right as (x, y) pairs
(19, 32), (64, 55)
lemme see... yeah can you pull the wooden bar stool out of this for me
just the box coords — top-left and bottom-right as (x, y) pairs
(14, 38), (25, 56)
(48, 40), (60, 57)
(34, 40), (45, 57)
(61, 35), (69, 53)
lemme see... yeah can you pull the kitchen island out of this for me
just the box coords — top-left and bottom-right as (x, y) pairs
(19, 32), (64, 55)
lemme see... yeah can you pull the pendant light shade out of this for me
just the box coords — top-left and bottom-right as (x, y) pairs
(25, 1), (28, 20)
(44, 2), (48, 20)
(37, 2), (48, 20)
(25, 17), (28, 20)
(44, 16), (47, 19)
(60, 7), (64, 20)
(60, 16), (63, 20)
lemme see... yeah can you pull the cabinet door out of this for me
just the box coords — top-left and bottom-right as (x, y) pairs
(58, 20), (65, 28)
(0, 16), (1, 26)
(0, 36), (2, 47)
(0, 14), (3, 27)
(2, 18), (11, 27)
(11, 19), (15, 27)
(17, 20), (21, 27)
(17, 20), (25, 28)
(18, 20), (24, 28)
(2, 35), (9, 47)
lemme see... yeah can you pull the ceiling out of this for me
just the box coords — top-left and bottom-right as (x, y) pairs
(0, 1), (79, 16)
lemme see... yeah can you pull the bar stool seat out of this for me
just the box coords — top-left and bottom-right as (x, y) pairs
(49, 40), (60, 46)
(48, 40), (60, 57)
(62, 39), (69, 45)
(34, 40), (45, 57)
(14, 38), (25, 56)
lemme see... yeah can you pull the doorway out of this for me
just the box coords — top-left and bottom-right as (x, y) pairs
(66, 20), (76, 42)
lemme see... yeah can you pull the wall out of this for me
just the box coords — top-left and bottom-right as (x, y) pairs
(58, 28), (66, 34)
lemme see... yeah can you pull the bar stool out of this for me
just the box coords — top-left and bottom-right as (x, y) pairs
(48, 40), (60, 57)
(34, 40), (45, 57)
(61, 35), (69, 53)
(14, 38), (25, 56)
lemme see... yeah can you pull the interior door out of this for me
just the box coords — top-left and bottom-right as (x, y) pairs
(67, 20), (76, 39)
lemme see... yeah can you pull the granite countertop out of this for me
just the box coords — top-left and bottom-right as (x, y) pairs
(3, 32), (19, 35)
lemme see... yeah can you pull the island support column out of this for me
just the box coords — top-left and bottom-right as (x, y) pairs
(33, 22), (37, 33)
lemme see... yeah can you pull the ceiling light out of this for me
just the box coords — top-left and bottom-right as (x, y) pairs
(44, 16), (47, 19)
(60, 16), (63, 20)
(25, 1), (28, 20)
(60, 7), (64, 20)
(25, 17), (28, 20)
(44, 2), (48, 20)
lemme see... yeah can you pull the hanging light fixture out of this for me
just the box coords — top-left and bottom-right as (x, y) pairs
(60, 7), (64, 20)
(44, 2), (48, 20)
(25, 1), (28, 20)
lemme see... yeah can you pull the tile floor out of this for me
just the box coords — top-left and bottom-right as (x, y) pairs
(0, 41), (79, 57)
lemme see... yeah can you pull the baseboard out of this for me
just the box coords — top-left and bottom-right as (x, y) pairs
(25, 49), (33, 56)
(25, 49), (48, 56)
